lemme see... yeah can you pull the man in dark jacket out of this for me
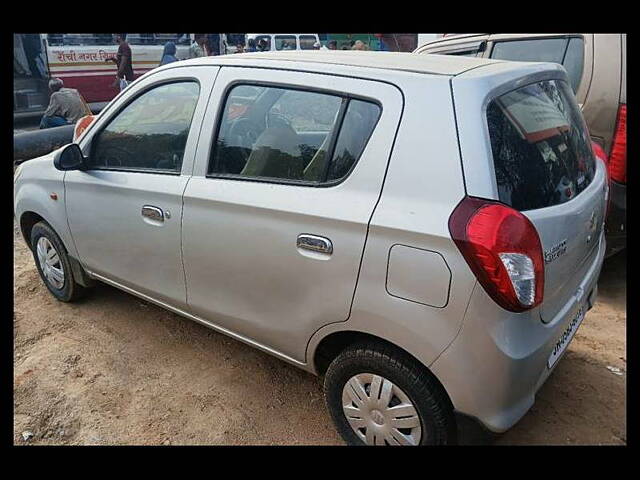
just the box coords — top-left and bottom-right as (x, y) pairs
(106, 34), (134, 91)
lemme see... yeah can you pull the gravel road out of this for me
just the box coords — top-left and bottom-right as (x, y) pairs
(13, 222), (626, 445)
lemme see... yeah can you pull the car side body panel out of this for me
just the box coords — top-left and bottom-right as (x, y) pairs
(182, 66), (404, 363)
(62, 66), (220, 309)
(14, 154), (79, 259)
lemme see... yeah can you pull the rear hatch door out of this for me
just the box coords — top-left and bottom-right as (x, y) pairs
(484, 78), (607, 321)
(452, 63), (607, 322)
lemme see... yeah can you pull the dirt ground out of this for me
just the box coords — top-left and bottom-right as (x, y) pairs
(13, 221), (627, 445)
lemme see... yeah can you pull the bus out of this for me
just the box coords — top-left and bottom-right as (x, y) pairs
(14, 33), (235, 119)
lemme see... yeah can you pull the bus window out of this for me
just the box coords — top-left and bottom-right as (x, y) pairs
(255, 35), (271, 51)
(275, 35), (297, 50)
(299, 35), (317, 50)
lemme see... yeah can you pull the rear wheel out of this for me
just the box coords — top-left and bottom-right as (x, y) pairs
(324, 341), (455, 445)
(30, 222), (86, 302)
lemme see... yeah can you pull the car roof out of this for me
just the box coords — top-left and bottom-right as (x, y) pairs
(174, 50), (505, 77)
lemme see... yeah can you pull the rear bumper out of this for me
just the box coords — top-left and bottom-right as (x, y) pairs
(605, 181), (626, 257)
(430, 233), (606, 433)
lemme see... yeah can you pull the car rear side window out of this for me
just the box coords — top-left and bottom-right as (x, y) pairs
(490, 38), (585, 93)
(89, 82), (200, 173)
(486, 79), (596, 211)
(327, 100), (381, 181)
(209, 84), (380, 185)
(562, 38), (585, 92)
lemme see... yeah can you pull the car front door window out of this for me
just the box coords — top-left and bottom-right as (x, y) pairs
(89, 82), (200, 172)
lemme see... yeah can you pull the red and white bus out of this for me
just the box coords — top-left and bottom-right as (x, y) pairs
(14, 34), (231, 118)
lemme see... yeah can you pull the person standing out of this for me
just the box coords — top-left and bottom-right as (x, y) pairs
(106, 34), (134, 91)
(189, 34), (207, 58)
(328, 40), (338, 50)
(39, 78), (92, 129)
(206, 34), (222, 56)
(22, 34), (46, 79)
(159, 41), (178, 65)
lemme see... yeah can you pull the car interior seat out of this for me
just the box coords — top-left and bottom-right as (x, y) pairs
(240, 125), (303, 179)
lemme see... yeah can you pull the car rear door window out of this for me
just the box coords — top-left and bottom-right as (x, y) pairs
(490, 37), (585, 93)
(562, 37), (585, 92)
(486, 79), (596, 211)
(89, 82), (200, 172)
(209, 84), (380, 185)
(491, 38), (567, 63)
(327, 100), (381, 181)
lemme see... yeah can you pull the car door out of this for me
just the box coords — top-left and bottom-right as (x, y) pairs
(182, 67), (403, 363)
(65, 66), (219, 308)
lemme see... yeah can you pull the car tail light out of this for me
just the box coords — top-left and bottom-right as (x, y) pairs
(608, 104), (626, 184)
(449, 196), (544, 312)
(591, 140), (611, 219)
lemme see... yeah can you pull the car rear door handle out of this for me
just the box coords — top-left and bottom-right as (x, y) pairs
(142, 205), (164, 222)
(297, 234), (333, 254)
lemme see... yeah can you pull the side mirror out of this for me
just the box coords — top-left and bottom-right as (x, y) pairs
(53, 143), (86, 171)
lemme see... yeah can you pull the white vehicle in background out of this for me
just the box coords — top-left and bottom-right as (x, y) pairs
(246, 34), (321, 51)
(417, 34), (440, 49)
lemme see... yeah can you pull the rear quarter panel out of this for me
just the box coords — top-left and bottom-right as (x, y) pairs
(307, 73), (477, 370)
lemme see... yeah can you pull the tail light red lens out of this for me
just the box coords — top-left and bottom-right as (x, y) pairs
(608, 104), (626, 184)
(449, 196), (544, 312)
(591, 140), (611, 219)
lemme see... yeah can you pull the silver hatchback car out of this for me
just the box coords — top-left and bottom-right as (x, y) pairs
(14, 51), (607, 445)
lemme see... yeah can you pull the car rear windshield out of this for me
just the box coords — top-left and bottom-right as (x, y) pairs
(486, 79), (596, 211)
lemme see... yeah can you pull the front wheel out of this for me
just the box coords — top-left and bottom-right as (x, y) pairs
(30, 221), (86, 302)
(324, 341), (456, 445)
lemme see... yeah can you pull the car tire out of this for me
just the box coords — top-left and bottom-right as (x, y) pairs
(30, 221), (86, 302)
(324, 341), (456, 445)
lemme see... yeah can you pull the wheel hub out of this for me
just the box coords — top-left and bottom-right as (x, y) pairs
(36, 237), (65, 290)
(341, 372), (422, 445)
(370, 409), (385, 425)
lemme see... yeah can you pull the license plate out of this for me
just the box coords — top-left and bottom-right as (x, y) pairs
(547, 305), (585, 369)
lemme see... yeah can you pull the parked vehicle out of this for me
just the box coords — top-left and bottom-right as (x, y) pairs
(14, 34), (236, 118)
(14, 51), (607, 445)
(246, 33), (321, 51)
(414, 34), (626, 257)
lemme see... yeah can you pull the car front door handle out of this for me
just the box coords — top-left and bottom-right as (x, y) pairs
(141, 205), (164, 222)
(297, 234), (333, 254)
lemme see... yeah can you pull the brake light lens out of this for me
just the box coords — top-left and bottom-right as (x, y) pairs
(449, 196), (544, 312)
(608, 104), (626, 184)
(591, 140), (611, 219)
